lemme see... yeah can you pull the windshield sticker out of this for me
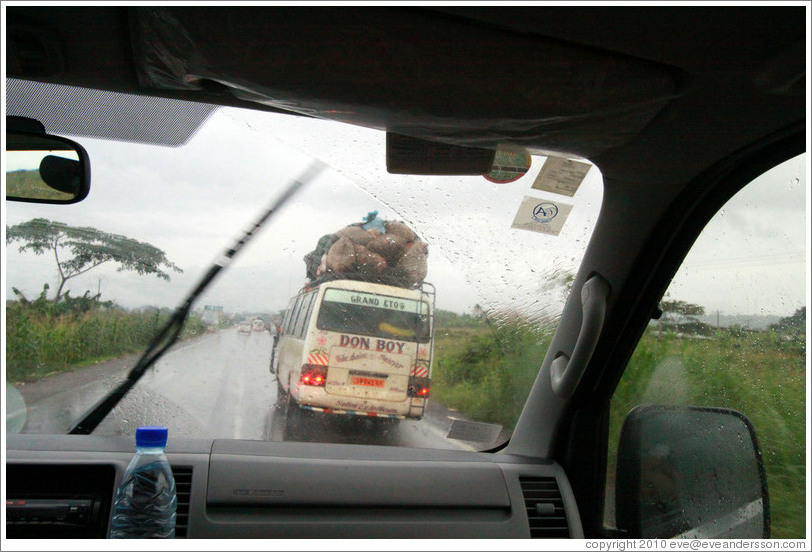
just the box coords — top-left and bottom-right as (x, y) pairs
(511, 196), (573, 236)
(531, 157), (591, 197)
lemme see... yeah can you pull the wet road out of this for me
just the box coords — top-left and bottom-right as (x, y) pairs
(10, 329), (475, 450)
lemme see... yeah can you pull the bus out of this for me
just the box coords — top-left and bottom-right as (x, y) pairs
(273, 278), (434, 424)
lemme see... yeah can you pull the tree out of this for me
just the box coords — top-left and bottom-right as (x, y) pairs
(660, 299), (706, 319)
(658, 299), (707, 336)
(769, 306), (806, 333)
(6, 218), (182, 301)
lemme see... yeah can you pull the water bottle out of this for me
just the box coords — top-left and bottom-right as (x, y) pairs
(109, 426), (177, 538)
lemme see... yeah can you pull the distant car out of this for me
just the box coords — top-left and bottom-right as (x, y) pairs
(252, 319), (265, 331)
(238, 320), (252, 334)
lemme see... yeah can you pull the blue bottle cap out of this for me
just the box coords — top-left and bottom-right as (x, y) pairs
(135, 426), (168, 448)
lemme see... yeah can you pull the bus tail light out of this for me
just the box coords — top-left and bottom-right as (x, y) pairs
(408, 376), (430, 398)
(300, 364), (328, 386)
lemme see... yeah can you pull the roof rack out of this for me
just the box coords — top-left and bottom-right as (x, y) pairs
(300, 271), (425, 293)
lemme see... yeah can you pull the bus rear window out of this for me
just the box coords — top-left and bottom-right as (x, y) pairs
(316, 289), (431, 342)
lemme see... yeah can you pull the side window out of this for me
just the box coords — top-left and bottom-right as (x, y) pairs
(284, 295), (302, 336)
(606, 155), (806, 538)
(281, 303), (291, 335)
(280, 308), (290, 335)
(294, 292), (316, 338)
(303, 292), (318, 336)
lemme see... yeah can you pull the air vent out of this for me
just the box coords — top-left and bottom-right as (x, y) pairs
(519, 476), (569, 538)
(171, 466), (193, 538)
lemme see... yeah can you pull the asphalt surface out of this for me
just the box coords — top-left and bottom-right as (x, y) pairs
(10, 330), (489, 451)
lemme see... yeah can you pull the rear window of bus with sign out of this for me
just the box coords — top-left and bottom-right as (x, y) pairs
(317, 289), (431, 342)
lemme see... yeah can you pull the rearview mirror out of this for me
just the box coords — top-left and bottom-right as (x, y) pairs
(616, 405), (769, 539)
(386, 133), (495, 175)
(6, 116), (90, 204)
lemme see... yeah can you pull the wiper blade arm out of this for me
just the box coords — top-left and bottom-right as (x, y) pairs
(69, 161), (325, 435)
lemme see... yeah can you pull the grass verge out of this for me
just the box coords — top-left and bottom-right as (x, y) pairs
(6, 301), (207, 384)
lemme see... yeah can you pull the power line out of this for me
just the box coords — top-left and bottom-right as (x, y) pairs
(681, 252), (805, 270)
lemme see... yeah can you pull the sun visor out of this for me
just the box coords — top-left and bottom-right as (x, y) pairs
(6, 78), (218, 147)
(130, 7), (685, 157)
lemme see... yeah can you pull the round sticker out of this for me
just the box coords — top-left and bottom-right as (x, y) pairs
(484, 151), (531, 183)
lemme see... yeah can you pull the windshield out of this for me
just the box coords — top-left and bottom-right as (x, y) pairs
(4, 84), (604, 451)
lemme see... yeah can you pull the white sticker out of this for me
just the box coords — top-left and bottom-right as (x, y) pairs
(531, 157), (591, 197)
(511, 196), (573, 236)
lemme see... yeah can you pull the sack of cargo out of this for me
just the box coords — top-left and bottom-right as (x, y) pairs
(325, 236), (357, 273)
(354, 245), (388, 274)
(334, 224), (373, 246)
(304, 233), (336, 280)
(366, 233), (408, 262)
(394, 240), (428, 286)
(305, 213), (428, 286)
(384, 220), (417, 242)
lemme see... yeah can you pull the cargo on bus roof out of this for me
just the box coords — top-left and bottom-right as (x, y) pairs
(303, 213), (428, 288)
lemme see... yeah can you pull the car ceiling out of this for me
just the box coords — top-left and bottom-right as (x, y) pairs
(6, 6), (806, 197)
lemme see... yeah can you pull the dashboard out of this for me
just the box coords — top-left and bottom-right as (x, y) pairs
(6, 434), (583, 539)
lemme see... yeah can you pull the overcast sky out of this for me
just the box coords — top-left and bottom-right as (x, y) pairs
(3, 106), (808, 321)
(667, 154), (807, 318)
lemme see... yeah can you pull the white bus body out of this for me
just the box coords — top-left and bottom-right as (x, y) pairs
(275, 279), (434, 420)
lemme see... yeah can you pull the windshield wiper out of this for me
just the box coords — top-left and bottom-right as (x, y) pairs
(69, 161), (325, 435)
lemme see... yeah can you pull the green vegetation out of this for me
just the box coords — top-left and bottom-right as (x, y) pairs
(6, 169), (73, 201)
(769, 306), (806, 336)
(433, 314), (806, 539)
(5, 287), (207, 383)
(434, 309), (483, 329)
(432, 314), (550, 429)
